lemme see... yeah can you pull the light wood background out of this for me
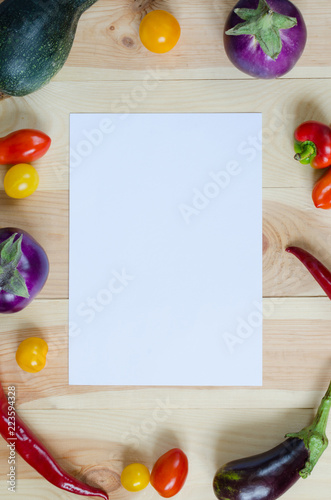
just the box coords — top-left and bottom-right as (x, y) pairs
(1, 0), (331, 498)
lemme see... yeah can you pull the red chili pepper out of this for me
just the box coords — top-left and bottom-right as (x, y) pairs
(294, 121), (331, 169)
(286, 246), (331, 299)
(0, 382), (108, 499)
(0, 129), (51, 164)
(312, 167), (331, 209)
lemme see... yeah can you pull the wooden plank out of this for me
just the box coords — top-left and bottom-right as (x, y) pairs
(1, 79), (331, 191)
(0, 408), (330, 499)
(0, 191), (68, 299)
(0, 0), (328, 81)
(0, 1), (330, 498)
(54, 65), (331, 82)
(61, 0), (331, 80)
(262, 189), (331, 297)
(2, 186), (331, 299)
(0, 298), (330, 409)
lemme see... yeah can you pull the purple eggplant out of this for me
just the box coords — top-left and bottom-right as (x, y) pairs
(0, 228), (49, 313)
(213, 381), (331, 499)
(224, 0), (307, 78)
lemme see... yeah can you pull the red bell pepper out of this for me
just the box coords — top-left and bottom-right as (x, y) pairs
(286, 246), (331, 299)
(294, 121), (331, 169)
(312, 167), (331, 209)
(0, 129), (51, 164)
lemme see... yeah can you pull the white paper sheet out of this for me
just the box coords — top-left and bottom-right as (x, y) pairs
(69, 113), (262, 386)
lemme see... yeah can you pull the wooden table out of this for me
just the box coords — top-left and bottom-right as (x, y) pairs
(1, 1), (331, 498)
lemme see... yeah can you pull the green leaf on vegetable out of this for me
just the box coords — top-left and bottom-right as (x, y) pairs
(0, 233), (23, 268)
(1, 269), (29, 298)
(0, 233), (29, 298)
(225, 0), (297, 60)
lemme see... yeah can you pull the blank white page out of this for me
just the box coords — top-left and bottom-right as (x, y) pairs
(69, 113), (262, 386)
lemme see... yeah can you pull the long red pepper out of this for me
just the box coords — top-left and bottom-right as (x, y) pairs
(0, 382), (108, 499)
(286, 246), (331, 299)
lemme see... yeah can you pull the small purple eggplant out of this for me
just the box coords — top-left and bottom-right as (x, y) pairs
(0, 228), (49, 313)
(224, 0), (307, 78)
(213, 381), (331, 499)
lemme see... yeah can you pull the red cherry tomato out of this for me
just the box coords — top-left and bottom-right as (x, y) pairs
(312, 167), (331, 209)
(150, 448), (188, 498)
(0, 129), (51, 164)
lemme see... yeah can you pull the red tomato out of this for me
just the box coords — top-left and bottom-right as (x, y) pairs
(0, 129), (51, 164)
(312, 167), (331, 209)
(150, 448), (188, 498)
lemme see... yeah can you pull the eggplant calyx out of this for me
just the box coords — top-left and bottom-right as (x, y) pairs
(225, 0), (297, 60)
(286, 380), (331, 478)
(0, 233), (29, 298)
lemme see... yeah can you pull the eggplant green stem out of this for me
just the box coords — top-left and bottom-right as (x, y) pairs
(286, 381), (331, 478)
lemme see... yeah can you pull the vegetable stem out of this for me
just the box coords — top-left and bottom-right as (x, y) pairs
(294, 143), (316, 161)
(0, 234), (29, 298)
(286, 381), (331, 478)
(225, 0), (297, 60)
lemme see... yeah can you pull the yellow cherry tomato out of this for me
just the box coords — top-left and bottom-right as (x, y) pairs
(139, 10), (181, 54)
(4, 163), (39, 199)
(121, 463), (150, 492)
(16, 337), (48, 373)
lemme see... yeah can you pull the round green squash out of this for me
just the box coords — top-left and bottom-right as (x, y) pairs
(0, 0), (98, 96)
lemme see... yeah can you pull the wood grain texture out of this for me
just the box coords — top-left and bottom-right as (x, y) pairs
(0, 298), (330, 411)
(0, 408), (330, 499)
(2, 188), (331, 299)
(1, 79), (331, 301)
(60, 0), (331, 80)
(2, 78), (331, 190)
(0, 1), (331, 498)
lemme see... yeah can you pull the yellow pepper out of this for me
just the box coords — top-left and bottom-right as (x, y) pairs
(16, 337), (48, 373)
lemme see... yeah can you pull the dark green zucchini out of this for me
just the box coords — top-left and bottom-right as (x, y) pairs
(0, 0), (98, 96)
